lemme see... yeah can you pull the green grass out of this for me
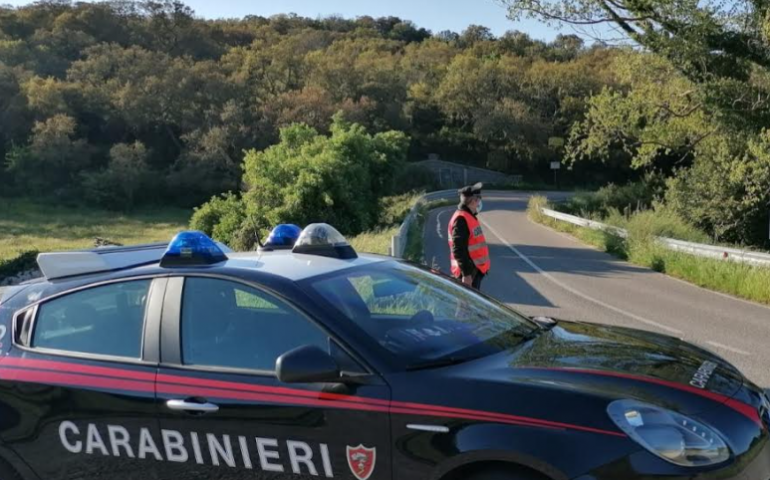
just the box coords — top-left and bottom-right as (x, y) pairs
(528, 196), (770, 305)
(350, 197), (456, 259)
(348, 226), (399, 255)
(347, 192), (429, 256)
(0, 198), (191, 263)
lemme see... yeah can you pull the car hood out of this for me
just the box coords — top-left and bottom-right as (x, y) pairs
(512, 320), (744, 398)
(445, 320), (749, 415)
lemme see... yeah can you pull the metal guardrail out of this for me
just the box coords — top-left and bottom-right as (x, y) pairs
(390, 190), (457, 258)
(541, 208), (770, 268)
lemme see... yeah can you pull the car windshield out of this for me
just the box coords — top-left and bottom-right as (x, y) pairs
(308, 262), (538, 368)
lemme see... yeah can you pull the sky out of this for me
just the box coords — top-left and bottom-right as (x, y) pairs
(5, 0), (607, 42)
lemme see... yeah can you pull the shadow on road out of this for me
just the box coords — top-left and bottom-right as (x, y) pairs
(493, 243), (652, 278)
(481, 261), (556, 308)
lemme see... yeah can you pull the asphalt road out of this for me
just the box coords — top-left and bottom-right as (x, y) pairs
(425, 191), (770, 387)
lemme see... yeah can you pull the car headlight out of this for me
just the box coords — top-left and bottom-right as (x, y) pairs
(608, 399), (731, 467)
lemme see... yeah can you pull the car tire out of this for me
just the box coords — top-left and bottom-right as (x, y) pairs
(467, 466), (547, 480)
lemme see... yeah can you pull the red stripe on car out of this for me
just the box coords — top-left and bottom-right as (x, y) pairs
(529, 367), (762, 426)
(2, 358), (625, 437)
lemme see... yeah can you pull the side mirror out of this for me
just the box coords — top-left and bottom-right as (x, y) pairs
(276, 345), (341, 384)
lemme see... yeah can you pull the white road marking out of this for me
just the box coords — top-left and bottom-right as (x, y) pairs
(436, 210), (447, 239)
(481, 220), (684, 336)
(706, 341), (751, 356)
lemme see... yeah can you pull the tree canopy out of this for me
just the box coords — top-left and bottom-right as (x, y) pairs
(0, 0), (619, 210)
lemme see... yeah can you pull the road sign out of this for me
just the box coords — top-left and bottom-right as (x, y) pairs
(550, 161), (561, 170)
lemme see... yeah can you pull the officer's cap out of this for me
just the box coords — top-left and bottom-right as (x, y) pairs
(458, 182), (483, 197)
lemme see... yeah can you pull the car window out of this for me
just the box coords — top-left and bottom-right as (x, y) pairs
(348, 275), (460, 319)
(32, 280), (151, 358)
(310, 263), (537, 365)
(181, 277), (329, 372)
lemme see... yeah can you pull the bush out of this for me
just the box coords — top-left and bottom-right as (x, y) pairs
(526, 195), (550, 223)
(623, 208), (709, 271)
(0, 250), (39, 281)
(240, 118), (408, 238)
(81, 142), (157, 210)
(378, 192), (423, 227)
(665, 132), (770, 248)
(560, 175), (664, 218)
(189, 192), (246, 248)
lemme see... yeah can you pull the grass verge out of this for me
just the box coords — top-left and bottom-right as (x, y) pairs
(403, 198), (456, 264)
(348, 191), (426, 256)
(349, 226), (399, 255)
(0, 198), (191, 263)
(528, 196), (770, 305)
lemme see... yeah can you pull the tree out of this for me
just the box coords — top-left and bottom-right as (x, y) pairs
(458, 25), (495, 47)
(501, 0), (770, 82)
(5, 114), (91, 195)
(82, 141), (155, 210)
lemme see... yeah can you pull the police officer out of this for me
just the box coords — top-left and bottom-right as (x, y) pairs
(448, 183), (490, 290)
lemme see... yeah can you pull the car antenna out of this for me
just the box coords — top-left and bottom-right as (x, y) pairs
(249, 216), (264, 250)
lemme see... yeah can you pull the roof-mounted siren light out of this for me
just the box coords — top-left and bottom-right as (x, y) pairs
(292, 223), (358, 259)
(259, 224), (302, 252)
(160, 231), (228, 268)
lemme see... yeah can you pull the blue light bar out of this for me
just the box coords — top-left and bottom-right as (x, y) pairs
(261, 224), (302, 250)
(160, 231), (228, 267)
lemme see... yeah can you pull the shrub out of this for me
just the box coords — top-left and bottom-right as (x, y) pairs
(0, 250), (39, 281)
(526, 195), (550, 223)
(560, 175), (664, 218)
(240, 118), (408, 238)
(81, 142), (157, 210)
(624, 208), (709, 269)
(665, 131), (770, 248)
(189, 192), (246, 248)
(378, 192), (423, 227)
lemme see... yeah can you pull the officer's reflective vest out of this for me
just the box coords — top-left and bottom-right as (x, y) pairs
(448, 210), (491, 277)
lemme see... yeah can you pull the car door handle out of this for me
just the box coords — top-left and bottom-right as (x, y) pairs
(166, 399), (220, 414)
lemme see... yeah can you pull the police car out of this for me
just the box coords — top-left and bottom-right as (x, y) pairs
(0, 223), (768, 480)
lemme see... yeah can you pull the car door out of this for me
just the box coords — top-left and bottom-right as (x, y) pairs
(155, 275), (392, 480)
(0, 277), (166, 480)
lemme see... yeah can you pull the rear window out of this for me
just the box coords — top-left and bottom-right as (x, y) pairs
(32, 280), (151, 358)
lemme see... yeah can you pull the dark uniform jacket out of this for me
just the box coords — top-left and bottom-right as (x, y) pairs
(450, 204), (479, 277)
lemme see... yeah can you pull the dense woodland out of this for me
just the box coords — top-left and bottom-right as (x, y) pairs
(1, 1), (769, 249)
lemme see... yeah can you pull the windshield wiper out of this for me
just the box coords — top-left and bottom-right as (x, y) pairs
(406, 355), (479, 372)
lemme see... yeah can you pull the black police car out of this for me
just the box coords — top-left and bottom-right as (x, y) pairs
(0, 224), (768, 480)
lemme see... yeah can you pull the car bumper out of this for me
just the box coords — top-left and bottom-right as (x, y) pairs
(573, 436), (770, 480)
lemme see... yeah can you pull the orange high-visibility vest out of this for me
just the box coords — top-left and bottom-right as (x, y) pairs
(448, 210), (490, 277)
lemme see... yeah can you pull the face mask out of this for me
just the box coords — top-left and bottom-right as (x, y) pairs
(476, 200), (483, 213)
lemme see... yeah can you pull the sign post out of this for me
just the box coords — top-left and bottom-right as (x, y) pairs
(550, 161), (561, 188)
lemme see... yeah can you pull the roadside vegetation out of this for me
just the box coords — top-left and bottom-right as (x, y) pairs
(347, 192), (427, 256)
(528, 196), (770, 305)
(0, 198), (189, 262)
(403, 199), (457, 264)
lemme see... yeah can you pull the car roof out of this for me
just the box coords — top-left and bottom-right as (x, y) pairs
(1, 249), (394, 310)
(225, 250), (391, 281)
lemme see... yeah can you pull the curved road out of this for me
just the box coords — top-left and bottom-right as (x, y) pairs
(425, 191), (770, 387)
